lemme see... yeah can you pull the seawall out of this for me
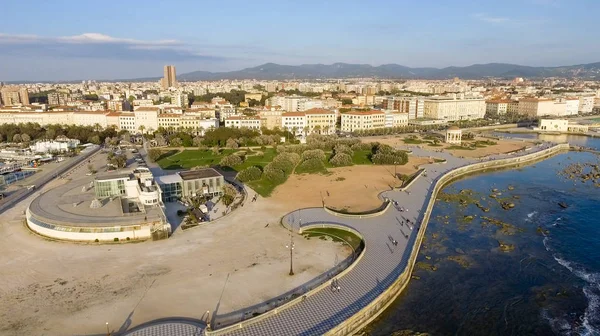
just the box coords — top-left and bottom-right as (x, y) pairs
(323, 143), (570, 335)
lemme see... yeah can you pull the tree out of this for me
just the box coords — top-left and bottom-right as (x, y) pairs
(88, 134), (101, 144)
(148, 148), (162, 162)
(170, 137), (182, 147)
(128, 95), (135, 103)
(341, 99), (353, 105)
(154, 133), (167, 147)
(226, 138), (239, 149)
(21, 133), (31, 143)
(12, 134), (21, 143)
(236, 166), (262, 182)
(220, 154), (243, 168)
(138, 125), (146, 134)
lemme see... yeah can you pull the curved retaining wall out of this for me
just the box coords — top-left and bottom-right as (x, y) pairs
(205, 223), (366, 335)
(323, 201), (391, 219)
(322, 143), (570, 335)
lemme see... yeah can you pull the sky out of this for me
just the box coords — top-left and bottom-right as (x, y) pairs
(0, 0), (598, 81)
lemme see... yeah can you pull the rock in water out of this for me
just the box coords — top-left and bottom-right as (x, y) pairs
(558, 202), (568, 209)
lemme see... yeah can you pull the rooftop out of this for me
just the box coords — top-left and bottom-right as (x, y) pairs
(179, 168), (222, 180)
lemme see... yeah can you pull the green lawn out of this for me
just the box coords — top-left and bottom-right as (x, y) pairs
(352, 150), (373, 165)
(403, 138), (426, 144)
(235, 148), (278, 170)
(302, 228), (363, 251)
(446, 145), (475, 150)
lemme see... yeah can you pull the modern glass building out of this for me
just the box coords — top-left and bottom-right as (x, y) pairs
(155, 169), (224, 202)
(155, 174), (183, 202)
(93, 174), (129, 198)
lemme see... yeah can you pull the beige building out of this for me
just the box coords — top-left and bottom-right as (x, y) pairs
(423, 97), (486, 121)
(517, 98), (554, 117)
(341, 110), (385, 132)
(158, 114), (181, 131)
(179, 115), (218, 135)
(72, 111), (108, 128)
(1, 87), (29, 106)
(185, 108), (216, 119)
(382, 97), (424, 119)
(225, 116), (262, 130)
(304, 108), (336, 134)
(161, 65), (177, 89)
(485, 99), (512, 116)
(259, 109), (284, 130)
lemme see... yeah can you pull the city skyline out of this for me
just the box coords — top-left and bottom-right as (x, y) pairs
(1, 0), (599, 81)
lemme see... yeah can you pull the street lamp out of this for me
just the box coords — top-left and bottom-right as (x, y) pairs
(106, 322), (110, 336)
(394, 161), (399, 179)
(286, 219), (298, 276)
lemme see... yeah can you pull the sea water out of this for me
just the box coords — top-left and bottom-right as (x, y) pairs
(366, 135), (600, 335)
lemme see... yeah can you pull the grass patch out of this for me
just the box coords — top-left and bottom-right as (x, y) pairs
(302, 228), (363, 251)
(403, 137), (426, 144)
(294, 163), (328, 175)
(446, 145), (475, 150)
(247, 178), (279, 197)
(235, 148), (278, 171)
(157, 149), (236, 169)
(352, 150), (373, 165)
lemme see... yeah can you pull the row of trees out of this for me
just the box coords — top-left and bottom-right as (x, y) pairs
(0, 123), (119, 145)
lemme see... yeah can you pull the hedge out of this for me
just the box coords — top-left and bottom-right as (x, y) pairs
(220, 154), (243, 167)
(329, 153), (353, 167)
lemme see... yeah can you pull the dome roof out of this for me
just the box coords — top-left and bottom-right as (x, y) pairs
(447, 126), (460, 131)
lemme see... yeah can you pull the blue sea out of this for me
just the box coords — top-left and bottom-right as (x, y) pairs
(366, 134), (600, 336)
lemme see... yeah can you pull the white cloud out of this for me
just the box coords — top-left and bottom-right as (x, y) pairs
(473, 13), (510, 23)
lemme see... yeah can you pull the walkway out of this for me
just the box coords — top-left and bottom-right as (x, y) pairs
(126, 142), (560, 336)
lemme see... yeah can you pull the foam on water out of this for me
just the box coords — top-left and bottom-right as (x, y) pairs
(551, 255), (600, 335)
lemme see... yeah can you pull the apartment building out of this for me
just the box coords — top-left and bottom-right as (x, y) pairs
(119, 112), (136, 132)
(72, 111), (109, 128)
(341, 110), (385, 132)
(179, 116), (219, 135)
(304, 108), (336, 135)
(185, 108), (217, 119)
(517, 98), (554, 117)
(423, 97), (486, 121)
(158, 114), (181, 130)
(485, 99), (511, 116)
(507, 100), (519, 114)
(225, 116), (262, 130)
(134, 107), (160, 133)
(282, 112), (307, 136)
(161, 65), (177, 89)
(172, 93), (189, 108)
(1, 87), (29, 106)
(579, 96), (595, 113)
(517, 98), (579, 117)
(352, 95), (375, 106)
(259, 109), (284, 130)
(384, 111), (409, 128)
(382, 97), (424, 119)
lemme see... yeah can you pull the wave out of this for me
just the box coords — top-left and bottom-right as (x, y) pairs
(541, 309), (572, 334)
(552, 256), (600, 334)
(525, 211), (538, 222)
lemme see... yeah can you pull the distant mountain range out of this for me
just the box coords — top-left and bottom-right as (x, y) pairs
(5, 61), (600, 84)
(177, 62), (600, 81)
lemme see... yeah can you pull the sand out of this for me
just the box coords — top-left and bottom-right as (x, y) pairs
(0, 181), (350, 336)
(270, 157), (430, 212)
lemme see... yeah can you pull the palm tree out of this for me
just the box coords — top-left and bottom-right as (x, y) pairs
(93, 123), (102, 133)
(303, 126), (310, 138)
(323, 125), (330, 135)
(138, 125), (146, 134)
(314, 125), (322, 135)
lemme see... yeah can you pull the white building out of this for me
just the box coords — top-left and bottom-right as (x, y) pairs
(341, 110), (385, 133)
(30, 138), (80, 153)
(423, 96), (485, 121)
(282, 112), (306, 136)
(225, 116), (262, 130)
(579, 96), (595, 113)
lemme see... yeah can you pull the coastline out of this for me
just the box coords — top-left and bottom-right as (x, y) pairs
(204, 143), (569, 336)
(328, 143), (570, 335)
